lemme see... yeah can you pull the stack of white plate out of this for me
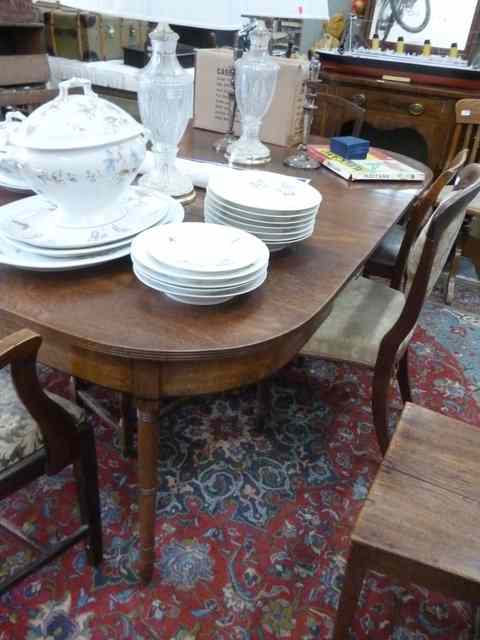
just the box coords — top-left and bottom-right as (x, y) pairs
(131, 222), (269, 305)
(0, 187), (184, 271)
(204, 170), (322, 252)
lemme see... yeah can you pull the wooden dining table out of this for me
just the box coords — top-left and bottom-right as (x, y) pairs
(0, 127), (431, 583)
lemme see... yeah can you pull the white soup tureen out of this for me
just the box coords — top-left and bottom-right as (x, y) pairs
(1, 78), (146, 228)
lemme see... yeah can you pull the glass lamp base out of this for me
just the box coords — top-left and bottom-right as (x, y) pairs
(226, 138), (271, 166)
(212, 133), (239, 153)
(284, 146), (321, 170)
(138, 167), (195, 204)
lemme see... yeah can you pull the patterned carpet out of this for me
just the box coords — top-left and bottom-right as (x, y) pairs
(0, 278), (480, 640)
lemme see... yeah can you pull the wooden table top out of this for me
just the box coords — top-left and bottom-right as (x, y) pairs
(0, 128), (431, 363)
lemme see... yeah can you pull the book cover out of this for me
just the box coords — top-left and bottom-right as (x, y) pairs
(307, 145), (425, 182)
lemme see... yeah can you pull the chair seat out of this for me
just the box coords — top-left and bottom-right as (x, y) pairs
(301, 276), (405, 367)
(367, 224), (405, 268)
(354, 403), (480, 583)
(0, 374), (84, 473)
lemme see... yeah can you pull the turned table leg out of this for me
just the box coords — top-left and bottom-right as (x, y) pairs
(120, 392), (136, 458)
(136, 398), (161, 584)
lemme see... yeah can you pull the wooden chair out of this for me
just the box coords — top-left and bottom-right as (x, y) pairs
(0, 329), (102, 594)
(442, 98), (480, 303)
(364, 149), (468, 284)
(292, 164), (480, 454)
(311, 93), (365, 138)
(333, 403), (480, 639)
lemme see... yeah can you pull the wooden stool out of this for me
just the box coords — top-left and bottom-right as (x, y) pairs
(333, 403), (480, 639)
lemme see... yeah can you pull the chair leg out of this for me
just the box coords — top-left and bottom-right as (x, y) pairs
(471, 604), (479, 640)
(332, 543), (367, 640)
(119, 392), (136, 458)
(397, 350), (412, 404)
(255, 379), (271, 432)
(74, 426), (103, 566)
(445, 240), (462, 305)
(69, 376), (83, 404)
(372, 366), (394, 455)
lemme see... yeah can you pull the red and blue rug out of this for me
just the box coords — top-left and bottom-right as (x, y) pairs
(1, 282), (479, 640)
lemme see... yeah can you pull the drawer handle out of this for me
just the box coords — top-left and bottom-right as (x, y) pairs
(408, 102), (425, 116)
(352, 93), (366, 107)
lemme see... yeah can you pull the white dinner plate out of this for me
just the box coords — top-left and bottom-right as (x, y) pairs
(204, 211), (315, 240)
(206, 190), (319, 222)
(208, 169), (322, 213)
(134, 265), (267, 305)
(0, 201), (184, 272)
(0, 187), (182, 250)
(6, 202), (184, 258)
(134, 263), (267, 296)
(5, 235), (131, 258)
(146, 222), (269, 276)
(0, 234), (131, 271)
(132, 253), (268, 290)
(132, 230), (269, 286)
(204, 207), (316, 238)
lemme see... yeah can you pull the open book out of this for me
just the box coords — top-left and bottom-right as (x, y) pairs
(307, 145), (425, 182)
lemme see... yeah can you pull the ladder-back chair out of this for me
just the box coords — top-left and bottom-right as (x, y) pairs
(442, 98), (480, 302)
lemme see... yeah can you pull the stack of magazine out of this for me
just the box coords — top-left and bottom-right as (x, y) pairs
(307, 145), (425, 182)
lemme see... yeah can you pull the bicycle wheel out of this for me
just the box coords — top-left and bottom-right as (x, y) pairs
(376, 0), (395, 41)
(390, 0), (431, 34)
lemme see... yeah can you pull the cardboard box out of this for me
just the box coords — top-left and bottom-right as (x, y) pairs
(194, 48), (308, 148)
(0, 0), (37, 24)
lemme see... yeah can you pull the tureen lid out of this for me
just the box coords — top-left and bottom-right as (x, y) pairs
(12, 78), (144, 151)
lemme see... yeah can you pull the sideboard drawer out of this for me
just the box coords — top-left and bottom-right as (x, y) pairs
(336, 86), (449, 120)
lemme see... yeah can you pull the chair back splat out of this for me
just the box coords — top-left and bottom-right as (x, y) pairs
(391, 148), (469, 289)
(312, 93), (365, 138)
(379, 164), (480, 363)
(445, 99), (480, 167)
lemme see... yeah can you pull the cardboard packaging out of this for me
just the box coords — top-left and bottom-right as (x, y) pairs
(194, 48), (308, 148)
(0, 0), (37, 24)
(1, 54), (49, 86)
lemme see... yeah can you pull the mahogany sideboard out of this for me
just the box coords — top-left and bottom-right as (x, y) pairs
(314, 71), (480, 176)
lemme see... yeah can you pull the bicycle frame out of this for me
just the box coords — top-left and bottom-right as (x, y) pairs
(376, 0), (431, 43)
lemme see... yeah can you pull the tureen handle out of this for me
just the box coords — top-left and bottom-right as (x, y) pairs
(5, 111), (27, 125)
(58, 78), (96, 99)
(0, 145), (24, 177)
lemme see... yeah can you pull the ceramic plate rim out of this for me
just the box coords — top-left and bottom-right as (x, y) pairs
(134, 261), (268, 292)
(205, 196), (317, 226)
(204, 208), (316, 237)
(204, 213), (315, 240)
(131, 227), (269, 281)
(208, 170), (322, 212)
(206, 190), (320, 219)
(145, 222), (269, 275)
(0, 188), (182, 250)
(134, 264), (267, 299)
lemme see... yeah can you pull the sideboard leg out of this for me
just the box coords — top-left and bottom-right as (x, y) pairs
(136, 398), (160, 584)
